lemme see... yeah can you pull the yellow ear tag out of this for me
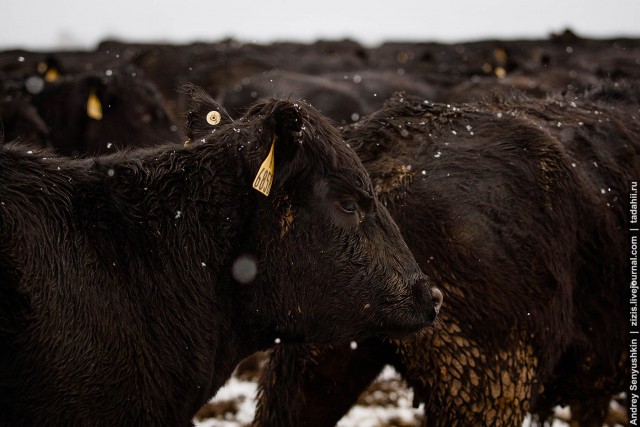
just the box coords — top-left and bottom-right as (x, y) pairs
(252, 137), (275, 196)
(44, 68), (59, 83)
(87, 88), (103, 120)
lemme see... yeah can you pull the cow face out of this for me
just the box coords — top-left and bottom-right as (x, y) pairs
(182, 85), (442, 345)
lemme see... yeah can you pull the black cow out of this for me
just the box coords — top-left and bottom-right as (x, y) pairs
(23, 35), (634, 126)
(218, 69), (438, 123)
(0, 81), (49, 144)
(0, 48), (181, 156)
(24, 66), (181, 155)
(254, 87), (638, 426)
(218, 70), (366, 123)
(0, 86), (442, 426)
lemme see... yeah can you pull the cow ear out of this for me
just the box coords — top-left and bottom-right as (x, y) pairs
(251, 102), (305, 197)
(269, 101), (303, 163)
(180, 83), (233, 145)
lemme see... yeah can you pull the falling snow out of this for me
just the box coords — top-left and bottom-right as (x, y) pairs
(232, 255), (257, 284)
(25, 76), (44, 94)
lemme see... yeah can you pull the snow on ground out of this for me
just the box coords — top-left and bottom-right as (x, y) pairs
(193, 365), (577, 427)
(193, 376), (257, 427)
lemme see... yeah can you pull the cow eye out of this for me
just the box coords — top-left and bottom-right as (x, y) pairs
(338, 200), (358, 214)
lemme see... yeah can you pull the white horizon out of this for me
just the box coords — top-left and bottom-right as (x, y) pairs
(2, 0), (640, 51)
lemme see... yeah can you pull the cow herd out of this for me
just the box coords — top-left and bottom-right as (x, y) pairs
(0, 30), (638, 426)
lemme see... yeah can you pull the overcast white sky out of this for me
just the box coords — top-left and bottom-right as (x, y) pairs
(2, 0), (639, 50)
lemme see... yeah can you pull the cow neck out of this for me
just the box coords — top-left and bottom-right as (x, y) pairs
(81, 141), (252, 290)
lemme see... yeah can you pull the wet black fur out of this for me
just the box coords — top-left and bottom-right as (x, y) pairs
(254, 86), (639, 426)
(0, 90), (438, 426)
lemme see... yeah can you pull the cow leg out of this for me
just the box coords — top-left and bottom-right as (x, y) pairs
(254, 338), (395, 427)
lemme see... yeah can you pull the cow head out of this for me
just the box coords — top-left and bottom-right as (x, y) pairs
(28, 68), (181, 155)
(182, 84), (442, 346)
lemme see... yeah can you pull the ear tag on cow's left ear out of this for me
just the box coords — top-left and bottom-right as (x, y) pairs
(44, 68), (59, 83)
(252, 136), (276, 196)
(87, 88), (103, 120)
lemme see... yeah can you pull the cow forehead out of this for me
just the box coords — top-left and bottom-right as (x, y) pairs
(334, 144), (374, 192)
(291, 111), (370, 179)
(332, 167), (374, 198)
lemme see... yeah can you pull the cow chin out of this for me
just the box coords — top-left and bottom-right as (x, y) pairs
(374, 307), (438, 339)
(374, 320), (435, 340)
(342, 304), (439, 344)
(370, 289), (440, 338)
(282, 307), (436, 346)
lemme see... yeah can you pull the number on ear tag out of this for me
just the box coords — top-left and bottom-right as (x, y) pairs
(252, 138), (275, 196)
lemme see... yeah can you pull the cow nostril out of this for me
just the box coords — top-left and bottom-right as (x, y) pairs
(431, 287), (443, 314)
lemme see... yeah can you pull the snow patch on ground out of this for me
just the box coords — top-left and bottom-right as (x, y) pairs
(192, 365), (582, 427)
(194, 377), (257, 427)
